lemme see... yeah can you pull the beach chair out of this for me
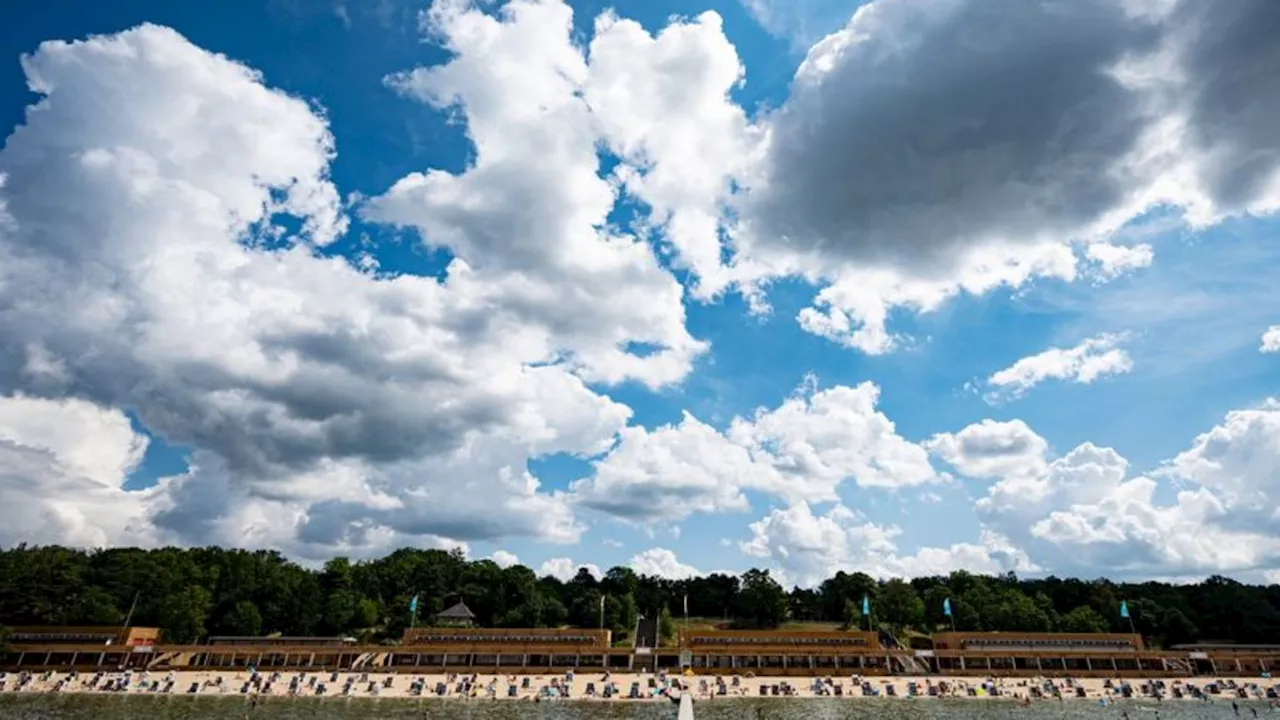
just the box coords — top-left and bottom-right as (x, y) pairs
(522, 677), (531, 689)
(435, 682), (447, 696)
(834, 684), (843, 696)
(507, 684), (518, 698)
(907, 681), (917, 696)
(886, 684), (897, 697)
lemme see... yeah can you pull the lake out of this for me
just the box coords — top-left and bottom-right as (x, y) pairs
(0, 695), (1268, 719)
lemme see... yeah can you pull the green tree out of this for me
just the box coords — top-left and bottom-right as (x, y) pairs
(878, 579), (925, 632)
(733, 570), (788, 629)
(1058, 605), (1108, 634)
(841, 598), (864, 630)
(658, 605), (676, 645)
(225, 600), (263, 637)
(1159, 608), (1200, 647)
(157, 586), (211, 643)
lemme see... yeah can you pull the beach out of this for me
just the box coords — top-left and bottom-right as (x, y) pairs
(3, 668), (1278, 705)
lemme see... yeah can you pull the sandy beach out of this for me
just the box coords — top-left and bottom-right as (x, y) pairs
(3, 669), (1278, 705)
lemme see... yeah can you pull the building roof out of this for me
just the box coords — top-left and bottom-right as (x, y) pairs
(436, 601), (476, 620)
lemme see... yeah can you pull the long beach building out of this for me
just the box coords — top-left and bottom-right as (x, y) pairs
(2, 625), (1277, 677)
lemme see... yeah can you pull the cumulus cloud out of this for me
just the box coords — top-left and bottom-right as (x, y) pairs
(365, 0), (710, 388)
(740, 502), (1035, 587)
(540, 558), (601, 582)
(0, 394), (159, 548)
(5, 0), (1280, 578)
(1085, 242), (1155, 281)
(0, 18), (703, 559)
(628, 548), (700, 579)
(739, 0), (863, 50)
(723, 0), (1280, 352)
(489, 550), (520, 568)
(932, 404), (1280, 578)
(1262, 326), (1280, 353)
(985, 333), (1134, 401)
(571, 379), (939, 524)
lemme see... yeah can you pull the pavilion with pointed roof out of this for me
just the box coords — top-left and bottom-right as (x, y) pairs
(434, 601), (476, 627)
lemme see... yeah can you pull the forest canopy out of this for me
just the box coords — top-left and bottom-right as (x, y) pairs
(2, 545), (1278, 647)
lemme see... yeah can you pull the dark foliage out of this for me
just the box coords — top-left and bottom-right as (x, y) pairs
(1, 546), (1277, 647)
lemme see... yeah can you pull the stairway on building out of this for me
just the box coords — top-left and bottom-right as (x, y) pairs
(880, 630), (929, 674)
(634, 615), (660, 649)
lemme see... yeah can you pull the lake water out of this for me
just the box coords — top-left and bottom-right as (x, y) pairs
(0, 695), (1268, 719)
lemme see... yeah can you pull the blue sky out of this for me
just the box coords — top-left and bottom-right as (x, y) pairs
(1, 0), (1279, 587)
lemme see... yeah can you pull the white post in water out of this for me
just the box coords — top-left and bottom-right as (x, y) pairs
(678, 692), (695, 720)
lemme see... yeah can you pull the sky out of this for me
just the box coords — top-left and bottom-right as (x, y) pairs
(0, 0), (1278, 589)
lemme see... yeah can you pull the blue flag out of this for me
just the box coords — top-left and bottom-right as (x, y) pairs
(943, 597), (953, 617)
(409, 595), (419, 614)
(862, 595), (870, 616)
(1119, 600), (1129, 619)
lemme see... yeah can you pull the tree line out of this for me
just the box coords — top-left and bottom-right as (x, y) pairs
(1, 545), (1278, 648)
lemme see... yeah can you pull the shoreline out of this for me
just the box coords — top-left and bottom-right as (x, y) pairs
(3, 670), (1278, 704)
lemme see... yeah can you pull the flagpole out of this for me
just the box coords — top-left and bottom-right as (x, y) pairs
(122, 591), (141, 630)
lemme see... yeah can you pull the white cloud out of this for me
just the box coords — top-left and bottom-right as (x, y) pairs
(1085, 242), (1155, 281)
(1162, 400), (1280, 509)
(0, 20), (680, 559)
(489, 550), (520, 568)
(739, 0), (862, 49)
(365, 0), (709, 389)
(985, 333), (1133, 401)
(572, 379), (940, 524)
(628, 548), (700, 579)
(932, 403), (1280, 578)
(0, 394), (159, 548)
(724, 0), (1280, 354)
(5, 0), (1280, 582)
(571, 412), (756, 524)
(540, 558), (601, 582)
(926, 419), (1049, 481)
(1261, 325), (1280, 353)
(740, 502), (1035, 587)
(584, 9), (761, 299)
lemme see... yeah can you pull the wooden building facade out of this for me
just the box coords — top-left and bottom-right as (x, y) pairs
(3, 627), (1278, 677)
